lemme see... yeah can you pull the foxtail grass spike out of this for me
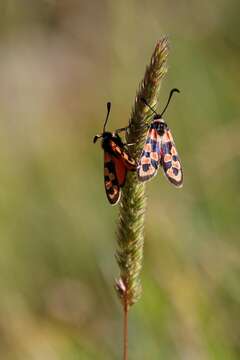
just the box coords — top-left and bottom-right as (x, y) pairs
(115, 38), (169, 308)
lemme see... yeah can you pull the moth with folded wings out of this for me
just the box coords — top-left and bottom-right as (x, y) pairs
(138, 89), (183, 187)
(93, 102), (136, 205)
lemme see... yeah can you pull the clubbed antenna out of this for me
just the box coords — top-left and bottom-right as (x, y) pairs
(93, 102), (112, 143)
(141, 97), (159, 116)
(141, 88), (180, 119)
(159, 88), (180, 117)
(103, 102), (111, 132)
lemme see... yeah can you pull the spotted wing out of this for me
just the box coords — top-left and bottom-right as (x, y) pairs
(104, 152), (121, 205)
(109, 140), (136, 171)
(137, 127), (161, 182)
(160, 129), (183, 187)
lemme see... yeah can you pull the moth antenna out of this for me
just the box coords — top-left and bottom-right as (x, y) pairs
(103, 102), (111, 132)
(159, 88), (180, 117)
(141, 98), (158, 116)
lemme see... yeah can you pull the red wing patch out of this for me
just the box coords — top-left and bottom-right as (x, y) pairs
(137, 128), (161, 182)
(112, 157), (127, 187)
(109, 140), (136, 170)
(103, 140), (136, 205)
(104, 152), (121, 205)
(161, 129), (183, 187)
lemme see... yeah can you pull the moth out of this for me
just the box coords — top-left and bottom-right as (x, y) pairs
(137, 88), (183, 187)
(93, 102), (136, 205)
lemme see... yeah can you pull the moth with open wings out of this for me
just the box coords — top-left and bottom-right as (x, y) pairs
(138, 89), (183, 187)
(93, 102), (136, 205)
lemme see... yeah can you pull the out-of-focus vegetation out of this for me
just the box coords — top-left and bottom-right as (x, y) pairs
(0, 1), (239, 359)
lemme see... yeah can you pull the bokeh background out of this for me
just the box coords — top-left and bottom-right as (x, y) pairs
(0, 1), (239, 359)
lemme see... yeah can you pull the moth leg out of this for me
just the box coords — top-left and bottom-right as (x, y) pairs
(115, 126), (129, 134)
(121, 142), (135, 149)
(142, 123), (151, 130)
(126, 143), (135, 146)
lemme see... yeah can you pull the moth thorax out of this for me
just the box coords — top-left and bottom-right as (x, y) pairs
(155, 119), (166, 135)
(101, 132), (110, 147)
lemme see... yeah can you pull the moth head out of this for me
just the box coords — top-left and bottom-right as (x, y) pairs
(153, 113), (162, 120)
(160, 118), (166, 125)
(93, 134), (101, 143)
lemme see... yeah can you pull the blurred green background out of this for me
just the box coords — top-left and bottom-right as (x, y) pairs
(0, 1), (239, 359)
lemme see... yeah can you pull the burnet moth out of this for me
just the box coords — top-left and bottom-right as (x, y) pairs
(93, 102), (136, 205)
(137, 88), (183, 187)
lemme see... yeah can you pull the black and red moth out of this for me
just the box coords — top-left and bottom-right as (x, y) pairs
(93, 102), (136, 205)
(137, 89), (183, 187)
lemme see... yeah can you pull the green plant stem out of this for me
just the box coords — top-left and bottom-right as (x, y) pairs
(123, 298), (128, 360)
